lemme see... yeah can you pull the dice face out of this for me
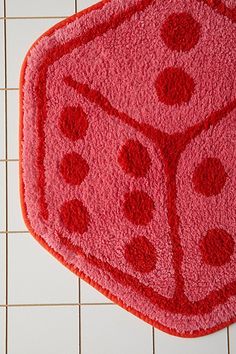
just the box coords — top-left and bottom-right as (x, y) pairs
(20, 0), (236, 336)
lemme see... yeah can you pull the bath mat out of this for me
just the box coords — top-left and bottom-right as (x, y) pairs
(19, 0), (236, 337)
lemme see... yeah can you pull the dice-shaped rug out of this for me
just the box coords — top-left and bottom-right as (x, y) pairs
(19, 0), (236, 337)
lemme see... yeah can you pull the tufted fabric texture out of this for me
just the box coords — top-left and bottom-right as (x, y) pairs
(19, 0), (236, 337)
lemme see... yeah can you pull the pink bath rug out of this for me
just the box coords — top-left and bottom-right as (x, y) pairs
(19, 0), (236, 337)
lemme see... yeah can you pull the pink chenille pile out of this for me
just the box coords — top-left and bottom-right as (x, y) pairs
(20, 0), (236, 337)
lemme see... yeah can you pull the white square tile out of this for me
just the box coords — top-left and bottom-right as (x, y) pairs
(81, 305), (153, 354)
(77, 0), (100, 11)
(155, 328), (228, 354)
(8, 233), (78, 304)
(7, 90), (18, 160)
(8, 161), (27, 231)
(0, 91), (5, 159)
(80, 280), (112, 304)
(8, 306), (78, 354)
(0, 20), (4, 88)
(0, 1), (3, 17)
(7, 18), (60, 88)
(0, 162), (6, 231)
(7, 0), (74, 17)
(229, 323), (236, 353)
(0, 234), (6, 305)
(0, 307), (6, 354)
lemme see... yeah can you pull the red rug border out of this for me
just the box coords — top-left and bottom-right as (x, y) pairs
(19, 0), (236, 337)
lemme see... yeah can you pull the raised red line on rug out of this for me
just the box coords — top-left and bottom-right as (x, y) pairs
(22, 0), (236, 320)
(57, 229), (236, 315)
(64, 75), (236, 310)
(34, 0), (235, 222)
(34, 0), (156, 220)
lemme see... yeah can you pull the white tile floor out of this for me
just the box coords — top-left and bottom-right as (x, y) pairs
(0, 163), (6, 231)
(0, 308), (6, 354)
(155, 328), (228, 354)
(8, 233), (79, 304)
(230, 324), (236, 353)
(0, 20), (4, 88)
(77, 0), (100, 11)
(7, 161), (27, 231)
(0, 1), (3, 17)
(6, 18), (60, 88)
(7, 306), (79, 354)
(0, 92), (5, 160)
(0, 1), (235, 354)
(80, 279), (112, 304)
(0, 234), (6, 305)
(7, 91), (18, 160)
(6, 0), (74, 17)
(81, 305), (153, 354)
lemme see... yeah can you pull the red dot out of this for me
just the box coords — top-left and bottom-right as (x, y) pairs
(60, 199), (89, 233)
(155, 67), (195, 105)
(161, 12), (201, 52)
(59, 106), (88, 141)
(59, 152), (89, 185)
(118, 140), (151, 178)
(192, 157), (227, 197)
(200, 228), (235, 266)
(124, 236), (157, 273)
(123, 190), (155, 226)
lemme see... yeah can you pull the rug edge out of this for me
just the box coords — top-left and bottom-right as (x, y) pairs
(18, 0), (236, 338)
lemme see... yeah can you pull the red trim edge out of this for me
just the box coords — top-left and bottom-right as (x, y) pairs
(19, 0), (236, 337)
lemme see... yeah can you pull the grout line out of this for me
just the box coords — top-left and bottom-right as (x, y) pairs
(227, 326), (231, 354)
(152, 327), (156, 354)
(0, 302), (115, 307)
(0, 88), (18, 90)
(0, 230), (28, 234)
(0, 159), (19, 162)
(3, 1), (8, 353)
(0, 16), (67, 19)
